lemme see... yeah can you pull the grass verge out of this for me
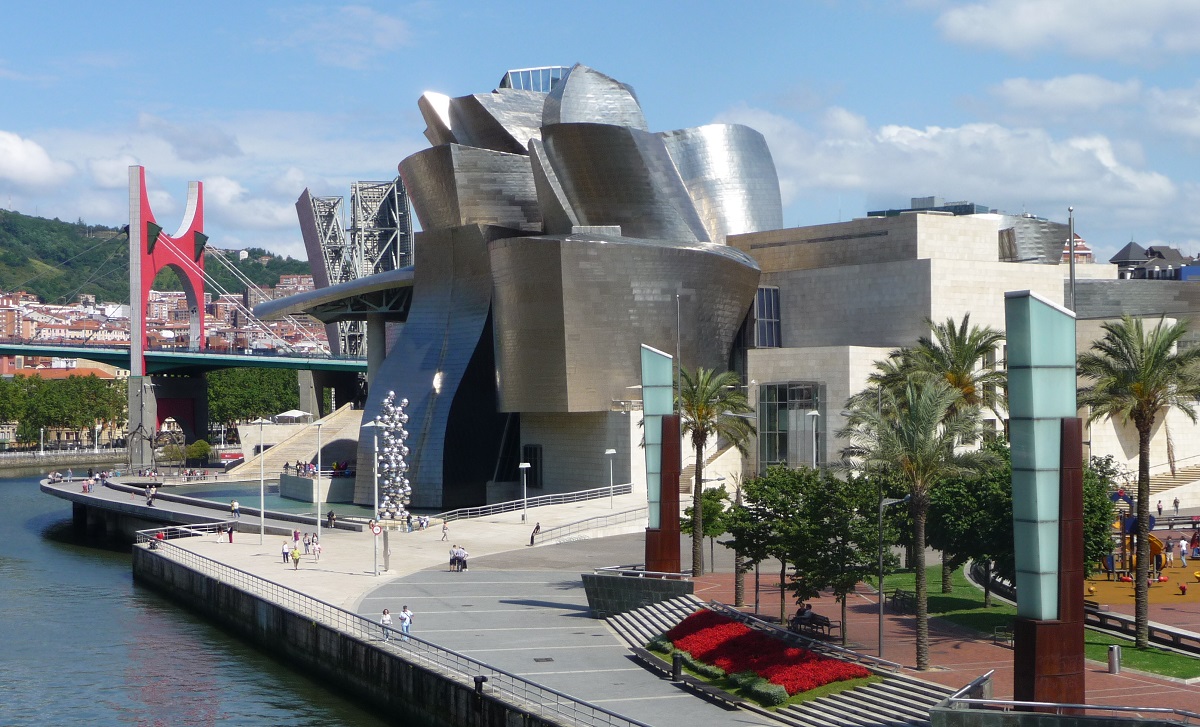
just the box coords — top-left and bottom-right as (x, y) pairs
(880, 565), (1200, 679)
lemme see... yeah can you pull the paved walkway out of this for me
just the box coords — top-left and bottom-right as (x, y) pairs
(51, 478), (1200, 717)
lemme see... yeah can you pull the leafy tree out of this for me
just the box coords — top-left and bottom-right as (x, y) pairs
(787, 468), (887, 645)
(207, 368), (300, 426)
(929, 439), (1013, 606)
(839, 378), (995, 670)
(681, 484), (729, 575)
(725, 466), (805, 622)
(161, 442), (186, 471)
(678, 367), (755, 577)
(1083, 456), (1119, 573)
(1077, 315), (1200, 649)
(186, 439), (212, 464)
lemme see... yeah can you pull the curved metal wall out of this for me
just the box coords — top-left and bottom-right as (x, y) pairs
(489, 232), (760, 413)
(543, 64), (648, 131)
(398, 145), (542, 232)
(540, 123), (710, 243)
(660, 124), (783, 243)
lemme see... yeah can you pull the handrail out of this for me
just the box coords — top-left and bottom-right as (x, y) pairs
(944, 697), (1200, 723)
(435, 483), (633, 523)
(134, 525), (652, 727)
(705, 601), (903, 672)
(594, 564), (691, 580)
(533, 507), (647, 545)
(947, 669), (993, 700)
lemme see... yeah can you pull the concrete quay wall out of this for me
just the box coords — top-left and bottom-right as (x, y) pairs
(131, 547), (560, 727)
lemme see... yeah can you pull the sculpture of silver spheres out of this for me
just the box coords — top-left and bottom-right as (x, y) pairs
(376, 391), (412, 521)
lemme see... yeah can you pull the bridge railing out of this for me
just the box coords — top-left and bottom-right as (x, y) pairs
(435, 483), (634, 523)
(533, 507), (647, 545)
(134, 526), (652, 727)
(0, 336), (365, 362)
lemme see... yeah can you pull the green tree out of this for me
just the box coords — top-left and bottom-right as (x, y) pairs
(207, 368), (300, 426)
(678, 367), (755, 577)
(681, 484), (729, 575)
(839, 378), (994, 670)
(161, 442), (186, 471)
(725, 466), (805, 622)
(1083, 456), (1119, 574)
(185, 439), (212, 464)
(787, 468), (887, 645)
(1077, 315), (1200, 649)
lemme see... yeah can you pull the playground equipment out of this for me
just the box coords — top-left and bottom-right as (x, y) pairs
(1103, 513), (1165, 578)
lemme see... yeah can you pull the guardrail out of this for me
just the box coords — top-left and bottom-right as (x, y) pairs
(941, 697), (1200, 724)
(593, 564), (691, 580)
(533, 507), (647, 545)
(436, 483), (633, 523)
(1084, 607), (1200, 657)
(134, 526), (651, 727)
(0, 448), (129, 460)
(705, 601), (903, 673)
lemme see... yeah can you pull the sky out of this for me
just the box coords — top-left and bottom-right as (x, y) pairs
(3, 0), (1200, 265)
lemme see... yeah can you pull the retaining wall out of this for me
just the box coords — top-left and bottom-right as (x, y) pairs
(132, 546), (558, 727)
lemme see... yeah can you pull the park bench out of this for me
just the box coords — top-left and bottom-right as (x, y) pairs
(889, 589), (917, 614)
(992, 625), (1014, 646)
(789, 613), (841, 639)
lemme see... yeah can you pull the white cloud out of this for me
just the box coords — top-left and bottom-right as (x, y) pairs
(203, 176), (297, 230)
(264, 5), (411, 70)
(0, 130), (73, 188)
(1147, 83), (1200, 139)
(936, 1), (1200, 58)
(990, 75), (1141, 112)
(88, 154), (141, 189)
(138, 114), (243, 163)
(716, 104), (1175, 233)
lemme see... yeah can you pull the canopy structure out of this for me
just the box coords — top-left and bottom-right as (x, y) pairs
(275, 410), (313, 422)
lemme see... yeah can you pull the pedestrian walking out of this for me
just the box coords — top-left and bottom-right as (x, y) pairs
(290, 545), (302, 570)
(67, 469), (73, 483)
(381, 609), (392, 641)
(530, 522), (541, 546)
(1182, 535), (1190, 567)
(282, 540), (291, 564)
(441, 522), (448, 541)
(1158, 500), (1164, 517)
(226, 524), (234, 543)
(399, 606), (413, 641)
(1175, 497), (1181, 516)
(231, 500), (240, 518)
(303, 533), (311, 555)
(312, 539), (322, 562)
(406, 513), (413, 533)
(1167, 536), (1176, 566)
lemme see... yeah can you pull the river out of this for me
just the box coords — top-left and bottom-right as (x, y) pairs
(0, 473), (395, 726)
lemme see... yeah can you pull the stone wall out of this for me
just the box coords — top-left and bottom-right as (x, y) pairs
(581, 572), (694, 619)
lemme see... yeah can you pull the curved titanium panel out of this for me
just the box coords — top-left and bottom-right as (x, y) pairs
(490, 232), (760, 413)
(528, 138), (579, 234)
(543, 64), (648, 131)
(356, 225), (507, 509)
(398, 145), (541, 232)
(660, 124), (783, 243)
(449, 89), (545, 154)
(540, 123), (709, 243)
(418, 92), (457, 147)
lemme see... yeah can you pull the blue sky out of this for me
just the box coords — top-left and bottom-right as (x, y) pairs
(3, 1), (1200, 264)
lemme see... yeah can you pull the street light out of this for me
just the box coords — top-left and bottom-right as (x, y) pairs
(315, 419), (324, 543)
(363, 418), (382, 576)
(878, 494), (911, 661)
(605, 448), (617, 509)
(39, 427), (44, 456)
(94, 423), (101, 453)
(519, 462), (531, 523)
(807, 410), (820, 468)
(250, 417), (272, 544)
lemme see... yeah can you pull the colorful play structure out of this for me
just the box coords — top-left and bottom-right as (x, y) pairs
(1101, 490), (1166, 580)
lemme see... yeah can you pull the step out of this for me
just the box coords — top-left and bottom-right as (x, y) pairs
(784, 702), (864, 727)
(822, 691), (922, 726)
(870, 678), (949, 705)
(856, 684), (940, 716)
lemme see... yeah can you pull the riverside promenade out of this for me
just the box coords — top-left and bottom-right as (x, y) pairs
(42, 476), (1200, 719)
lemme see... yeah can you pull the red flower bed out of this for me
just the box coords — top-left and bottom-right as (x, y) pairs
(664, 610), (870, 695)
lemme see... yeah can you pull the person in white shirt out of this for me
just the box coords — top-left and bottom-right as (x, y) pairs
(380, 609), (393, 641)
(399, 606), (413, 641)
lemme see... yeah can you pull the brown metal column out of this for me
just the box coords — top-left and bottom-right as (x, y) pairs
(645, 414), (681, 573)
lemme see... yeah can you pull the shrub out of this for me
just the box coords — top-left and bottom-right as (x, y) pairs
(681, 651), (726, 679)
(728, 671), (760, 688)
(744, 679), (789, 706)
(647, 635), (673, 654)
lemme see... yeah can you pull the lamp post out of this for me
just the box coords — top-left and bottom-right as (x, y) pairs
(807, 410), (820, 468)
(315, 420), (324, 543)
(878, 494), (910, 660)
(519, 462), (530, 523)
(363, 418), (382, 576)
(250, 417), (271, 544)
(94, 423), (101, 453)
(605, 448), (616, 508)
(39, 427), (44, 456)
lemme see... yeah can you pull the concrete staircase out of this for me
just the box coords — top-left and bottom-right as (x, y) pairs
(228, 404), (362, 478)
(606, 597), (952, 727)
(1149, 464), (1200, 496)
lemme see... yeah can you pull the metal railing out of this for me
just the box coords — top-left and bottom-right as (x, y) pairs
(946, 669), (993, 700)
(533, 508), (647, 545)
(134, 526), (652, 727)
(436, 483), (634, 523)
(593, 564), (691, 580)
(706, 601), (903, 672)
(942, 697), (1200, 724)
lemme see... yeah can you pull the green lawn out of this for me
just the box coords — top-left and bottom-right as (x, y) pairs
(879, 566), (1200, 679)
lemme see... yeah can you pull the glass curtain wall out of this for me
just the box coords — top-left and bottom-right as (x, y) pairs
(758, 381), (823, 470)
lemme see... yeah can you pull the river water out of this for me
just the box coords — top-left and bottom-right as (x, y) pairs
(0, 473), (394, 726)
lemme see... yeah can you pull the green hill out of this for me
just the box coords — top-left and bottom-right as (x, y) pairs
(0, 209), (311, 304)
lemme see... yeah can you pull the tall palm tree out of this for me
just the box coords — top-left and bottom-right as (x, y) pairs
(678, 367), (755, 577)
(910, 314), (1007, 417)
(1078, 315), (1200, 648)
(839, 378), (993, 670)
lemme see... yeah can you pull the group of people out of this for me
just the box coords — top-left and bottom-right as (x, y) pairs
(282, 460), (355, 477)
(179, 469), (210, 481)
(448, 544), (469, 572)
(1164, 532), (1200, 567)
(136, 469), (160, 478)
(380, 606), (414, 642)
(1157, 498), (1184, 517)
(51, 467), (115, 492)
(283, 529), (322, 568)
(144, 484), (158, 506)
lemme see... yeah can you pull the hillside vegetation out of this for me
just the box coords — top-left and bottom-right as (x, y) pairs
(0, 209), (310, 304)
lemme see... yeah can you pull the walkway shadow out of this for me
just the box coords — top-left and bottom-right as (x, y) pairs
(499, 598), (593, 617)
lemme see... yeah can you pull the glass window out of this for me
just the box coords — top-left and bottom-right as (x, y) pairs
(754, 287), (781, 348)
(757, 381), (822, 470)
